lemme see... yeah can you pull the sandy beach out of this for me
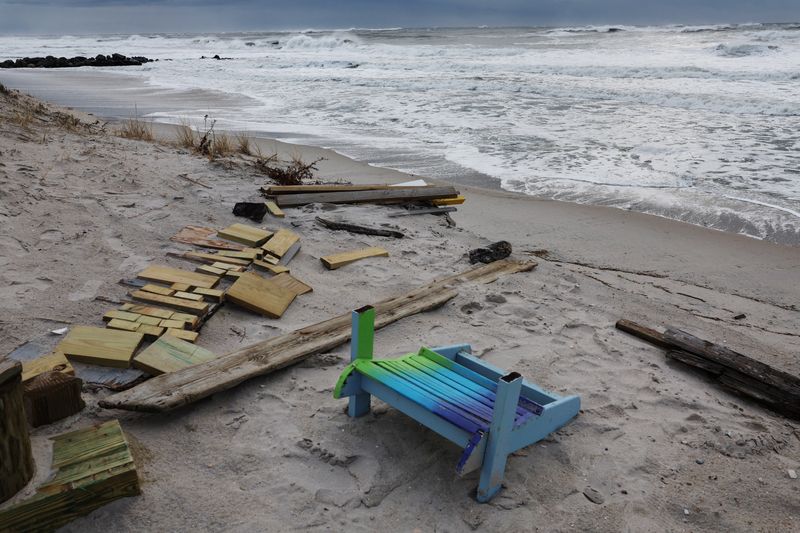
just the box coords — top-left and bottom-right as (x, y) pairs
(0, 80), (798, 533)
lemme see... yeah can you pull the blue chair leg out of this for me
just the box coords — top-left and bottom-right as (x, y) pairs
(477, 372), (522, 502)
(348, 306), (374, 417)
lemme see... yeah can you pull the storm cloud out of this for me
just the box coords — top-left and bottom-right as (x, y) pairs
(1, 0), (798, 34)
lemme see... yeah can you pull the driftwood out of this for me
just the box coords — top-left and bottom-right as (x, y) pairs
(274, 186), (458, 207)
(315, 217), (405, 238)
(616, 320), (800, 419)
(262, 184), (437, 195)
(387, 206), (457, 217)
(24, 371), (85, 427)
(100, 259), (536, 413)
(0, 359), (34, 503)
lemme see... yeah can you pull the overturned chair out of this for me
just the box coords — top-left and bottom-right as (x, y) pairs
(334, 306), (581, 502)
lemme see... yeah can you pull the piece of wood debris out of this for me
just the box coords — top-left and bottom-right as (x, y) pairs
(211, 262), (245, 272)
(196, 264), (227, 276)
(138, 265), (219, 289)
(269, 272), (313, 295)
(129, 290), (209, 315)
(141, 283), (175, 296)
(387, 206), (457, 218)
(166, 329), (199, 343)
(262, 228), (300, 259)
(99, 259), (537, 413)
(119, 303), (173, 320)
(226, 272), (297, 318)
(0, 359), (34, 504)
(252, 260), (289, 275)
(174, 291), (204, 302)
(431, 195), (465, 206)
(136, 324), (166, 341)
(170, 283), (191, 291)
(21, 352), (75, 383)
(159, 319), (187, 330)
(321, 246), (389, 270)
(279, 241), (302, 265)
(274, 186), (459, 207)
(170, 225), (245, 251)
(192, 287), (225, 303)
(23, 371), (85, 427)
(176, 251), (251, 267)
(315, 217), (404, 238)
(264, 200), (285, 218)
(107, 318), (141, 332)
(136, 315), (162, 326)
(178, 173), (212, 189)
(0, 420), (140, 531)
(133, 334), (215, 375)
(57, 326), (144, 368)
(218, 223), (273, 246)
(103, 309), (141, 322)
(262, 184), (438, 195)
(218, 249), (260, 260)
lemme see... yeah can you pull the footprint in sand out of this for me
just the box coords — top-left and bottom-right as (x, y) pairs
(68, 279), (104, 301)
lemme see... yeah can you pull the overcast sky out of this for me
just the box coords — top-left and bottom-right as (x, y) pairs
(1, 0), (798, 34)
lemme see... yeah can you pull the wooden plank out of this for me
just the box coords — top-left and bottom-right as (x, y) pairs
(274, 186), (459, 207)
(174, 291), (204, 302)
(21, 352), (75, 383)
(321, 246), (389, 270)
(265, 200), (285, 218)
(218, 223), (273, 247)
(0, 358), (34, 503)
(166, 329), (199, 343)
(252, 260), (289, 275)
(170, 283), (191, 291)
(387, 206), (457, 218)
(133, 334), (216, 375)
(262, 184), (438, 195)
(119, 304), (173, 320)
(137, 265), (219, 289)
(280, 241), (301, 265)
(141, 283), (175, 296)
(431, 195), (465, 206)
(196, 264), (227, 276)
(192, 287), (225, 303)
(99, 259), (537, 413)
(315, 217), (405, 238)
(226, 272), (297, 319)
(159, 319), (187, 330)
(224, 270), (243, 279)
(258, 253), (280, 265)
(615, 319), (672, 349)
(107, 318), (141, 332)
(136, 315), (162, 326)
(270, 272), (313, 295)
(0, 420), (140, 531)
(262, 228), (300, 259)
(170, 312), (200, 329)
(211, 262), (245, 272)
(103, 309), (141, 322)
(57, 326), (144, 369)
(23, 371), (85, 427)
(170, 225), (245, 251)
(129, 290), (209, 315)
(136, 325), (165, 341)
(178, 251), (251, 266)
(217, 250), (260, 260)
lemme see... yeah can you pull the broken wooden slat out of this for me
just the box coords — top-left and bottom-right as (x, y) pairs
(133, 334), (216, 375)
(262, 228), (300, 259)
(315, 217), (404, 239)
(21, 352), (75, 383)
(196, 264), (227, 276)
(99, 259), (537, 413)
(217, 250), (260, 260)
(278, 241), (300, 265)
(136, 325), (165, 341)
(270, 272), (313, 295)
(218, 223), (273, 246)
(170, 283), (191, 292)
(174, 291), (204, 302)
(615, 319), (672, 349)
(0, 359), (34, 504)
(176, 251), (251, 266)
(265, 200), (285, 218)
(57, 326), (144, 369)
(274, 186), (459, 207)
(0, 420), (140, 531)
(107, 318), (141, 332)
(130, 290), (209, 315)
(103, 309), (142, 322)
(141, 283), (175, 296)
(166, 329), (199, 343)
(252, 260), (289, 275)
(226, 272), (297, 319)
(431, 195), (465, 206)
(211, 262), (245, 272)
(137, 265), (219, 289)
(262, 184), (438, 195)
(387, 206), (457, 218)
(192, 287), (225, 303)
(224, 270), (243, 279)
(321, 246), (389, 270)
(135, 315), (162, 326)
(119, 303), (174, 320)
(170, 225), (245, 251)
(159, 319), (187, 330)
(23, 371), (85, 427)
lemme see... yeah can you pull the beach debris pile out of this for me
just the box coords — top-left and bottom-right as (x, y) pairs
(469, 240), (513, 264)
(0, 54), (154, 69)
(616, 320), (800, 420)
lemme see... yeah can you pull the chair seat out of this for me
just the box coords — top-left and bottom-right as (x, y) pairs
(352, 351), (542, 435)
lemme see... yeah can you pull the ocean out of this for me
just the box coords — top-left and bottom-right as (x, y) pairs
(1, 24), (799, 244)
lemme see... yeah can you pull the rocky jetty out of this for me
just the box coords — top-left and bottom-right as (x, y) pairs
(0, 54), (154, 69)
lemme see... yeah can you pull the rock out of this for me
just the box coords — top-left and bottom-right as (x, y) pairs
(468, 241), (512, 264)
(0, 53), (153, 69)
(485, 293), (507, 304)
(582, 486), (604, 504)
(696, 459), (705, 465)
(789, 469), (797, 479)
(232, 202), (267, 222)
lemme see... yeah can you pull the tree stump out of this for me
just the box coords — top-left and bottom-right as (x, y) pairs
(0, 359), (35, 503)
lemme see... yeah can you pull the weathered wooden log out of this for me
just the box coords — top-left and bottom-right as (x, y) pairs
(23, 370), (85, 427)
(387, 206), (457, 217)
(615, 319), (671, 349)
(315, 217), (405, 238)
(0, 359), (34, 504)
(274, 186), (458, 207)
(100, 259), (537, 413)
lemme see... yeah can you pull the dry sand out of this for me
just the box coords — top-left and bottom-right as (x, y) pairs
(0, 86), (798, 532)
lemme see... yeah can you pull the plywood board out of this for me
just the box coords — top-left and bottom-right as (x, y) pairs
(252, 260), (289, 275)
(141, 284), (175, 296)
(57, 326), (144, 369)
(21, 352), (74, 383)
(170, 225), (245, 251)
(174, 291), (204, 302)
(262, 228), (300, 259)
(192, 287), (225, 303)
(138, 265), (219, 289)
(129, 290), (209, 315)
(196, 265), (227, 276)
(106, 319), (140, 332)
(218, 223), (273, 247)
(270, 272), (313, 295)
(182, 251), (250, 266)
(133, 334), (215, 375)
(119, 304), (174, 320)
(226, 272), (296, 318)
(264, 200), (285, 218)
(320, 247), (389, 270)
(166, 329), (199, 343)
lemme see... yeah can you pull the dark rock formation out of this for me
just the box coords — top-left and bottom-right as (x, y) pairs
(0, 54), (154, 69)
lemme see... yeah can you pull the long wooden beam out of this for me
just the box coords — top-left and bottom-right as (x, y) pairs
(274, 186), (459, 207)
(100, 260), (536, 413)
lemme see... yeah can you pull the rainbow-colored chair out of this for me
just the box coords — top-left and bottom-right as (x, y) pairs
(333, 306), (580, 502)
